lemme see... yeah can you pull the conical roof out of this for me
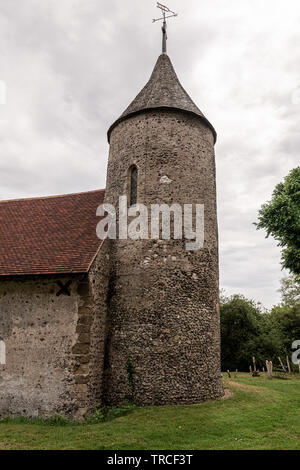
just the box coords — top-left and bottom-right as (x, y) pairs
(107, 54), (216, 143)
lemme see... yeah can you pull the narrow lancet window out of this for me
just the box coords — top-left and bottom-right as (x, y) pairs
(130, 166), (138, 206)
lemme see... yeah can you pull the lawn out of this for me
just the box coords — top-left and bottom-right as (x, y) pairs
(0, 373), (299, 450)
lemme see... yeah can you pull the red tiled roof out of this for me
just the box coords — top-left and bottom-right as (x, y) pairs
(0, 189), (106, 276)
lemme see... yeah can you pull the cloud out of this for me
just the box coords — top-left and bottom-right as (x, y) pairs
(1, 0), (299, 308)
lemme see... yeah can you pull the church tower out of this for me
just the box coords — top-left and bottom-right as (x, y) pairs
(103, 38), (223, 404)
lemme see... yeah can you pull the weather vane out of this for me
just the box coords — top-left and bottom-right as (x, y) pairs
(153, 3), (178, 54)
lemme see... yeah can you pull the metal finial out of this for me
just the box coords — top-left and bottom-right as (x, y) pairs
(152, 3), (178, 54)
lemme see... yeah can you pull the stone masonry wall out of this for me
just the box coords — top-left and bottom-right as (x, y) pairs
(0, 276), (80, 417)
(104, 109), (223, 405)
(0, 244), (111, 418)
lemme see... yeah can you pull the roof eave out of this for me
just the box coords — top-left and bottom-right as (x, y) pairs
(0, 271), (88, 280)
(107, 106), (217, 144)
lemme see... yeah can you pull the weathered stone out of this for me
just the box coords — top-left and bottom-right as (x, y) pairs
(78, 307), (92, 316)
(0, 276), (80, 417)
(72, 343), (90, 355)
(74, 383), (88, 396)
(75, 375), (89, 384)
(77, 316), (92, 326)
(76, 324), (90, 334)
(74, 364), (89, 375)
(77, 283), (90, 296)
(77, 333), (90, 344)
(79, 355), (90, 364)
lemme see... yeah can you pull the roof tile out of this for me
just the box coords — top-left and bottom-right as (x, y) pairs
(0, 189), (105, 276)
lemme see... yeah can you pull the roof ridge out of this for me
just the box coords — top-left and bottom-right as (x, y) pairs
(0, 188), (106, 204)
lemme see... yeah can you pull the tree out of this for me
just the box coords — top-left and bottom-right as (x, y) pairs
(220, 277), (300, 372)
(220, 294), (263, 371)
(220, 293), (290, 371)
(270, 275), (300, 362)
(255, 167), (300, 275)
(279, 274), (300, 307)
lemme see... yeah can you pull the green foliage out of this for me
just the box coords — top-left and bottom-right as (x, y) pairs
(0, 413), (70, 426)
(85, 402), (136, 424)
(255, 167), (300, 275)
(84, 404), (105, 424)
(221, 277), (300, 371)
(104, 402), (137, 422)
(279, 274), (300, 307)
(46, 414), (70, 426)
(220, 294), (266, 371)
(270, 304), (300, 356)
(0, 403), (137, 428)
(126, 356), (135, 402)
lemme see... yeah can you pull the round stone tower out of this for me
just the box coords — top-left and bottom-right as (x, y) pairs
(103, 53), (223, 405)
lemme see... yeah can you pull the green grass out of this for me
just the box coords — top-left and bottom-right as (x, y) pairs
(0, 373), (299, 450)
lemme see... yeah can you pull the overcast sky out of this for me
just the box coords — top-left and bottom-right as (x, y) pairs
(1, 0), (299, 308)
